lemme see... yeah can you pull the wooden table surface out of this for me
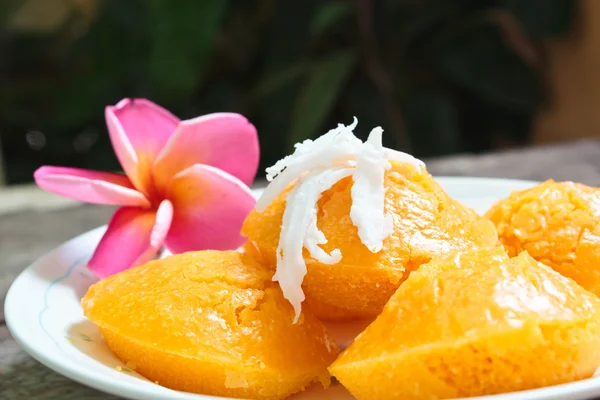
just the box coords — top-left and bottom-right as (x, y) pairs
(3, 139), (600, 399)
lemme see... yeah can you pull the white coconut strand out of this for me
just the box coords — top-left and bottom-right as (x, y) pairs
(265, 118), (359, 182)
(350, 127), (394, 253)
(256, 119), (362, 212)
(274, 167), (353, 322)
(303, 167), (353, 264)
(273, 175), (312, 322)
(260, 117), (426, 322)
(385, 148), (426, 169)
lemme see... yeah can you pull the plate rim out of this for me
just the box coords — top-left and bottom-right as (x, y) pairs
(7, 176), (600, 400)
(5, 225), (233, 400)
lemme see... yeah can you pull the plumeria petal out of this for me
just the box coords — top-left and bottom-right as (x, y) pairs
(88, 200), (174, 278)
(152, 113), (259, 195)
(165, 164), (256, 254)
(34, 166), (150, 207)
(105, 98), (179, 197)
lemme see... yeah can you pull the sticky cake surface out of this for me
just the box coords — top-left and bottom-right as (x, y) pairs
(243, 162), (498, 320)
(486, 180), (600, 296)
(82, 251), (339, 400)
(329, 247), (600, 399)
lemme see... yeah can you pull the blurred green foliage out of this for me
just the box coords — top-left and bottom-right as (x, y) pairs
(0, 0), (575, 184)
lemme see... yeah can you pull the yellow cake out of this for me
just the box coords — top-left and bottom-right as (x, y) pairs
(243, 161), (497, 320)
(330, 247), (600, 399)
(82, 251), (339, 399)
(486, 180), (600, 296)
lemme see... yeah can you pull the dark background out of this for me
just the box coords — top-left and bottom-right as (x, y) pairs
(0, 0), (575, 185)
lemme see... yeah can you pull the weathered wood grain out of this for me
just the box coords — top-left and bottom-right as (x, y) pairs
(0, 205), (114, 321)
(425, 139), (600, 186)
(0, 326), (119, 399)
(3, 139), (600, 399)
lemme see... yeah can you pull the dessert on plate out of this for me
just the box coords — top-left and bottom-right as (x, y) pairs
(79, 116), (600, 400)
(242, 119), (497, 320)
(486, 180), (600, 296)
(82, 251), (339, 400)
(329, 247), (600, 400)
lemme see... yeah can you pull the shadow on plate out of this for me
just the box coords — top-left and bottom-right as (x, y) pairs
(66, 319), (355, 398)
(66, 320), (150, 382)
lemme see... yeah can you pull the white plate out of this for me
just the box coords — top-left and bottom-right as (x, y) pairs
(7, 177), (600, 400)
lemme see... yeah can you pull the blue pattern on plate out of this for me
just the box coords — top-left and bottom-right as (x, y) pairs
(38, 255), (90, 350)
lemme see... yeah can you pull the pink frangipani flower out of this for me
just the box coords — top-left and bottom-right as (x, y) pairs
(34, 98), (259, 278)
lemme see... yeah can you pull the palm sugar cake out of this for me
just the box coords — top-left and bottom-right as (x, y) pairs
(486, 180), (600, 296)
(243, 120), (497, 320)
(330, 247), (600, 399)
(82, 251), (339, 400)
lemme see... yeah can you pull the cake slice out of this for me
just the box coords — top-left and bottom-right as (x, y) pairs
(243, 161), (497, 320)
(486, 180), (600, 297)
(329, 247), (600, 399)
(82, 251), (339, 399)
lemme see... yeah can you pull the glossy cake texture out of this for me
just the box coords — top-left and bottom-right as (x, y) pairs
(82, 251), (339, 399)
(486, 180), (600, 296)
(329, 247), (600, 399)
(242, 161), (497, 320)
(330, 247), (600, 400)
(82, 117), (600, 400)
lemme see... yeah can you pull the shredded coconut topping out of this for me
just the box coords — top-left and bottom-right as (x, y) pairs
(256, 118), (424, 321)
(257, 118), (362, 212)
(303, 167), (352, 265)
(350, 127), (394, 253)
